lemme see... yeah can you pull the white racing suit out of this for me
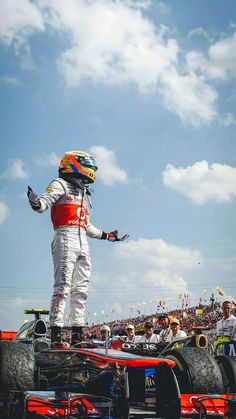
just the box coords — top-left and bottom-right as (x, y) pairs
(34, 177), (103, 328)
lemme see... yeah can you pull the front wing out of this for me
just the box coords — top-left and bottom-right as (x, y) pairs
(21, 391), (236, 418)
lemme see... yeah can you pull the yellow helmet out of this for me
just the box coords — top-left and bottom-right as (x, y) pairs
(59, 150), (98, 184)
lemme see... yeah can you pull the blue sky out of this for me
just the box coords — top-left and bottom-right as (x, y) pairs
(0, 0), (236, 330)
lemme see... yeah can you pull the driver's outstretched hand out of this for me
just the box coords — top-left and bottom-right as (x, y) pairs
(107, 230), (129, 242)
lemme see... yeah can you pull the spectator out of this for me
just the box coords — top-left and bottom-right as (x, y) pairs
(86, 301), (228, 340)
(139, 322), (160, 343)
(100, 324), (111, 342)
(125, 324), (140, 343)
(216, 301), (236, 339)
(166, 318), (187, 343)
(158, 314), (170, 342)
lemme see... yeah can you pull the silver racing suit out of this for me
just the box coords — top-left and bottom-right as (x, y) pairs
(34, 177), (103, 327)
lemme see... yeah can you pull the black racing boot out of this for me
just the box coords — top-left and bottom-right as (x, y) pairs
(51, 326), (69, 349)
(71, 326), (85, 347)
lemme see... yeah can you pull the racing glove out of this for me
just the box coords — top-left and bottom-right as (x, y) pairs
(27, 186), (41, 211)
(101, 230), (129, 242)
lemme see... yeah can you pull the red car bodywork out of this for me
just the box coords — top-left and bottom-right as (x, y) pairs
(0, 330), (17, 341)
(26, 394), (103, 417)
(181, 393), (236, 417)
(23, 391), (236, 417)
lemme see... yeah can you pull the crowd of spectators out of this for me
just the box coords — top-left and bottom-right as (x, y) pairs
(85, 301), (227, 340)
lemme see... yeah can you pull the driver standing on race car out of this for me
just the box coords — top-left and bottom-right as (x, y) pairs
(27, 150), (129, 348)
(216, 300), (236, 339)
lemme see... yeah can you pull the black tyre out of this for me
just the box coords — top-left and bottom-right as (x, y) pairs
(164, 347), (223, 394)
(0, 341), (35, 392)
(217, 355), (236, 392)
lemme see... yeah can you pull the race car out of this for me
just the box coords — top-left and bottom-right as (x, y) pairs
(1, 309), (236, 418)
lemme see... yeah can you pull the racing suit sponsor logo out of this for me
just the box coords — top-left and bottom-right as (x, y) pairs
(51, 203), (88, 229)
(46, 187), (54, 193)
(77, 206), (86, 220)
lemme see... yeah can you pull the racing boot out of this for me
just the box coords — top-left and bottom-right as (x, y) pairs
(50, 326), (69, 349)
(71, 326), (85, 347)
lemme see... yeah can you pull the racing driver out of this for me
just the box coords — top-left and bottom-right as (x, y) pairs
(27, 150), (129, 348)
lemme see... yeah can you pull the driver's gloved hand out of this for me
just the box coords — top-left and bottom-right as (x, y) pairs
(107, 230), (129, 241)
(27, 186), (41, 211)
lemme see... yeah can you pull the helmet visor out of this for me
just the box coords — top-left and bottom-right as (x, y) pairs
(75, 155), (98, 171)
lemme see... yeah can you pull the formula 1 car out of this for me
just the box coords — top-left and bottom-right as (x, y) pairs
(1, 309), (236, 418)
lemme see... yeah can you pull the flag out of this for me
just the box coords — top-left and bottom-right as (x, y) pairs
(216, 286), (224, 297)
(204, 288), (208, 293)
(196, 308), (203, 316)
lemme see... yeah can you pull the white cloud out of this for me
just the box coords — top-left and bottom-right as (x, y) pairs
(163, 160), (236, 204)
(89, 238), (202, 311)
(116, 238), (202, 270)
(1, 159), (29, 180)
(34, 152), (60, 167)
(187, 31), (236, 81)
(188, 27), (209, 39)
(0, 201), (9, 224)
(155, 1), (171, 15)
(123, 0), (152, 9)
(14, 298), (27, 305)
(220, 112), (236, 127)
(52, 1), (178, 88)
(89, 146), (128, 186)
(0, 0), (219, 125)
(0, 0), (44, 69)
(160, 69), (218, 126)
(0, 74), (20, 86)
(50, 0), (216, 125)
(0, 0), (44, 45)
